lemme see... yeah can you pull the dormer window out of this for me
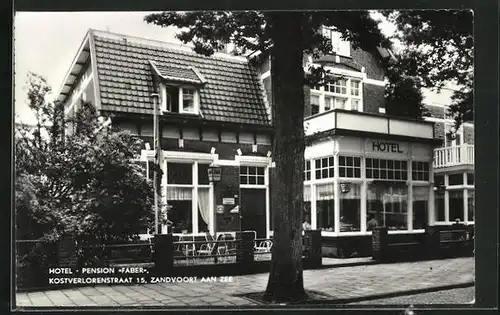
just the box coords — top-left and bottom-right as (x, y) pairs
(322, 27), (350, 57)
(160, 84), (199, 114)
(150, 60), (206, 115)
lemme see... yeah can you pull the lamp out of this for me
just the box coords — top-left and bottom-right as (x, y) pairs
(207, 165), (222, 183)
(340, 183), (351, 194)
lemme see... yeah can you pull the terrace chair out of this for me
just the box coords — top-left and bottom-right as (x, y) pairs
(179, 234), (196, 264)
(197, 234), (216, 256)
(255, 240), (273, 253)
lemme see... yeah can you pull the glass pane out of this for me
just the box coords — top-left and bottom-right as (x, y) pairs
(449, 190), (464, 221)
(339, 168), (346, 177)
(367, 183), (408, 231)
(316, 183), (335, 231)
(328, 156), (334, 166)
(354, 157), (360, 167)
(339, 156), (346, 166)
(257, 167), (265, 175)
(354, 168), (361, 178)
(380, 159), (387, 168)
(311, 105), (320, 115)
(347, 168), (353, 178)
(448, 174), (464, 186)
(249, 167), (256, 175)
(316, 170), (321, 179)
(467, 190), (474, 221)
(329, 168), (334, 178)
(413, 186), (429, 229)
(167, 163), (193, 184)
(315, 159), (321, 169)
(257, 176), (265, 185)
(467, 173), (474, 185)
(322, 169), (328, 178)
(434, 174), (445, 186)
(435, 193), (445, 221)
(340, 183), (361, 232)
(198, 163), (210, 185)
(365, 158), (372, 167)
(249, 176), (256, 185)
(168, 199), (193, 233)
(240, 166), (248, 175)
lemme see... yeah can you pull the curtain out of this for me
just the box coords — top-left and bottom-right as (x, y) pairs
(304, 185), (311, 202)
(316, 183), (335, 200)
(197, 188), (210, 225)
(413, 186), (429, 201)
(167, 186), (192, 200)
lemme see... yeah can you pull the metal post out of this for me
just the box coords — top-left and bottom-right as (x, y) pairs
(151, 93), (160, 234)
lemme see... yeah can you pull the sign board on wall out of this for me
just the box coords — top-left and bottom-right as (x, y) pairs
(222, 198), (235, 205)
(337, 137), (364, 154)
(366, 139), (409, 157)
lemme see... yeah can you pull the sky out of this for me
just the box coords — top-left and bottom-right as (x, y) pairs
(14, 11), (397, 125)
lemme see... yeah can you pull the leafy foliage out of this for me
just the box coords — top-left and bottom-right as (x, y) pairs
(15, 75), (154, 248)
(383, 10), (473, 130)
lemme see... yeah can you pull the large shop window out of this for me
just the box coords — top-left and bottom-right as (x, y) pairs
(315, 156), (334, 179)
(367, 183), (408, 231)
(449, 190), (464, 221)
(467, 190), (474, 221)
(339, 156), (361, 178)
(412, 162), (430, 181)
(413, 186), (429, 229)
(316, 183), (335, 231)
(339, 183), (361, 232)
(448, 173), (463, 186)
(166, 162), (210, 233)
(240, 166), (265, 185)
(167, 188), (193, 233)
(366, 158), (408, 181)
(435, 192), (445, 222)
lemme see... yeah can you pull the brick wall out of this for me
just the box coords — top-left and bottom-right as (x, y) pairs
(351, 48), (385, 81)
(363, 84), (385, 114)
(214, 166), (241, 232)
(463, 125), (474, 144)
(434, 122), (445, 142)
(304, 85), (312, 117)
(424, 105), (445, 119)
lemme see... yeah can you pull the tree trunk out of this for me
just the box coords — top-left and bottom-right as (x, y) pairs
(264, 12), (307, 302)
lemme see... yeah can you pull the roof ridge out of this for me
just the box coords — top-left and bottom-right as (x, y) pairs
(90, 29), (249, 64)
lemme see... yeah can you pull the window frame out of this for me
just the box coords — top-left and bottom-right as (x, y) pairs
(322, 27), (351, 57)
(160, 83), (200, 115)
(310, 77), (363, 116)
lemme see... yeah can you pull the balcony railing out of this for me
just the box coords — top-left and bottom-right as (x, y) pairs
(433, 144), (474, 168)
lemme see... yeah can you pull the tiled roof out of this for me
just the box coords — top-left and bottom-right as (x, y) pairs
(91, 32), (271, 126)
(315, 55), (363, 72)
(150, 61), (205, 85)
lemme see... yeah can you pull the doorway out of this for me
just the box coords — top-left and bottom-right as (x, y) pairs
(240, 188), (267, 238)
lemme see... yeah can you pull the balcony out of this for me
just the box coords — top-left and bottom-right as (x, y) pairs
(304, 109), (435, 140)
(433, 144), (474, 169)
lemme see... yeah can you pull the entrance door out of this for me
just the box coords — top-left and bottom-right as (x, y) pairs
(240, 188), (267, 238)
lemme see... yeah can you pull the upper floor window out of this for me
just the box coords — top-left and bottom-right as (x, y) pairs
(310, 77), (363, 115)
(160, 84), (199, 114)
(322, 27), (350, 57)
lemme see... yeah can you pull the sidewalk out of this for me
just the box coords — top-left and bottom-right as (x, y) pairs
(15, 257), (474, 308)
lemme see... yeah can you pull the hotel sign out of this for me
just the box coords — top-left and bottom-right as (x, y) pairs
(371, 141), (404, 154)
